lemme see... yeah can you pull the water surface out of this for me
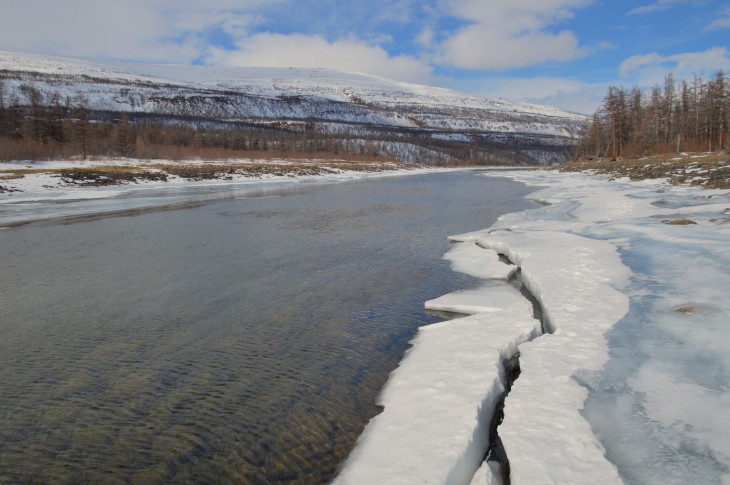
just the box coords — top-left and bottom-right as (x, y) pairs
(0, 171), (536, 483)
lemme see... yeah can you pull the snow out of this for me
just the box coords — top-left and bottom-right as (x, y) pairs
(441, 241), (516, 280)
(333, 293), (540, 485)
(425, 284), (522, 315)
(5, 148), (728, 483)
(0, 50), (586, 138)
(0, 159), (443, 227)
(337, 169), (730, 484)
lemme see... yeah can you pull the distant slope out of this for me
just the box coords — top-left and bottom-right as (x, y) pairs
(0, 51), (587, 165)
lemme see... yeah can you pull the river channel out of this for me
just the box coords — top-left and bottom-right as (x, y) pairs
(0, 170), (537, 483)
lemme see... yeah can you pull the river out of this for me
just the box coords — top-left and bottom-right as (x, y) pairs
(0, 170), (537, 483)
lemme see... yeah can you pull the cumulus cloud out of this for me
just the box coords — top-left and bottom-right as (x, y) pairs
(208, 33), (435, 83)
(0, 0), (435, 84)
(0, 0), (275, 62)
(436, 0), (591, 70)
(619, 47), (730, 85)
(476, 76), (608, 114)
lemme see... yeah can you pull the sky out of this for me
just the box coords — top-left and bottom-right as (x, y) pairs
(1, 0), (729, 114)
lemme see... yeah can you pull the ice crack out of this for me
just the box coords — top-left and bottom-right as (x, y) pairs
(480, 262), (549, 485)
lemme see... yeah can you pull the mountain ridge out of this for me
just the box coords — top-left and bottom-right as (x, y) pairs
(0, 50), (587, 165)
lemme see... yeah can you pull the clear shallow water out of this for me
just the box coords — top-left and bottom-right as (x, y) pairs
(0, 171), (536, 483)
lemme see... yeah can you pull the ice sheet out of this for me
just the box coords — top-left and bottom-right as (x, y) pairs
(333, 299), (540, 485)
(473, 169), (730, 484)
(449, 229), (629, 484)
(425, 284), (525, 315)
(338, 166), (730, 484)
(442, 241), (517, 280)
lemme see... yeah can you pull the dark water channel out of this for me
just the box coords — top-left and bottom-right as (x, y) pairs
(0, 171), (536, 483)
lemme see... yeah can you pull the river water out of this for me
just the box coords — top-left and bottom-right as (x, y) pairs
(0, 171), (536, 483)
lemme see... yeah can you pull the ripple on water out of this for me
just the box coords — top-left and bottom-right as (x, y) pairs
(0, 172), (537, 482)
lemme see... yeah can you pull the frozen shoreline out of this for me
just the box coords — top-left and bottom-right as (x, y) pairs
(336, 169), (730, 484)
(0, 159), (454, 227)
(5, 161), (728, 483)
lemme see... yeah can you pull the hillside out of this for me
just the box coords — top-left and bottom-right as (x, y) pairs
(0, 51), (587, 165)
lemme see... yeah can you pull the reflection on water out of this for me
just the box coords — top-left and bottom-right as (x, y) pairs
(0, 180), (318, 228)
(0, 172), (536, 483)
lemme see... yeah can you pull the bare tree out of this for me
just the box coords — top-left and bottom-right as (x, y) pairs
(0, 80), (6, 138)
(575, 70), (729, 158)
(114, 113), (137, 158)
(663, 73), (675, 144)
(72, 93), (90, 160)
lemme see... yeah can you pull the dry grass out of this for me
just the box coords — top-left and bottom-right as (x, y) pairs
(0, 172), (28, 180)
(1, 159), (416, 188)
(59, 167), (168, 185)
(150, 160), (410, 181)
(559, 153), (730, 189)
(662, 219), (698, 225)
(0, 169), (52, 193)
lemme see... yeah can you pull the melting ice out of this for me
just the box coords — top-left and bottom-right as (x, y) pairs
(336, 169), (730, 484)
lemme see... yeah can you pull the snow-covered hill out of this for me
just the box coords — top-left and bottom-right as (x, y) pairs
(0, 51), (587, 164)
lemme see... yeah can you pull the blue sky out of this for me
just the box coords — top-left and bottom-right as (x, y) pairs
(2, 0), (729, 113)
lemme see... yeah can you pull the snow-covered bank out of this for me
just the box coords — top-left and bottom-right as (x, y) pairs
(0, 159), (444, 227)
(336, 169), (730, 484)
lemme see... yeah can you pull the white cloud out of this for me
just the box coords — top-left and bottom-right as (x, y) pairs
(481, 46), (730, 114)
(436, 0), (591, 70)
(475, 76), (608, 114)
(705, 4), (730, 30)
(619, 52), (666, 76)
(619, 47), (730, 85)
(0, 0), (276, 63)
(417, 27), (436, 48)
(209, 33), (436, 84)
(0, 0), (435, 84)
(628, 0), (686, 15)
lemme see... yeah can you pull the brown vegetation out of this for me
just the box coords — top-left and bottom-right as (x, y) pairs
(574, 71), (728, 159)
(0, 79), (542, 166)
(560, 153), (730, 189)
(0, 81), (414, 163)
(59, 167), (169, 185)
(662, 219), (698, 225)
(2, 160), (413, 189)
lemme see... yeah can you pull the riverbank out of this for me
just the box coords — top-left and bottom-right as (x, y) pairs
(559, 151), (729, 189)
(0, 170), (538, 483)
(0, 157), (424, 195)
(336, 167), (730, 484)
(0, 158), (446, 227)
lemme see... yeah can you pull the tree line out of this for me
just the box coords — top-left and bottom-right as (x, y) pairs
(0, 82), (395, 162)
(574, 70), (728, 159)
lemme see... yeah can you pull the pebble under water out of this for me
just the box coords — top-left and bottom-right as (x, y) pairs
(0, 171), (537, 483)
